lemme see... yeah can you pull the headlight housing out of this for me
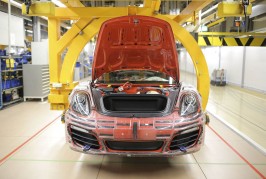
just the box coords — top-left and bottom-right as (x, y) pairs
(70, 92), (91, 116)
(180, 93), (199, 116)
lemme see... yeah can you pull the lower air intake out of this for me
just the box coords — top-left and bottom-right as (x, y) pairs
(70, 126), (100, 149)
(106, 141), (164, 151)
(169, 130), (199, 150)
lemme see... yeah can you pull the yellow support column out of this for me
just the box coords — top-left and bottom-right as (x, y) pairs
(48, 18), (109, 110)
(48, 18), (61, 83)
(48, 18), (64, 110)
(48, 18), (95, 110)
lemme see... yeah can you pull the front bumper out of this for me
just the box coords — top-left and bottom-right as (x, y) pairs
(65, 111), (206, 156)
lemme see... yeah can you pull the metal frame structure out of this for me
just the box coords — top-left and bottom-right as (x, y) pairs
(22, 0), (212, 111)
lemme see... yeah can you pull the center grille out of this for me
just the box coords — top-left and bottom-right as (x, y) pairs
(106, 141), (164, 151)
(169, 129), (199, 150)
(70, 125), (100, 149)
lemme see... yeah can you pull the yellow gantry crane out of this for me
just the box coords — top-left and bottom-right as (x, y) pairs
(21, 0), (213, 111)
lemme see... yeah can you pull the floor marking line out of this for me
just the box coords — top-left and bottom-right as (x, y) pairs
(208, 125), (266, 179)
(0, 115), (61, 166)
(207, 110), (266, 155)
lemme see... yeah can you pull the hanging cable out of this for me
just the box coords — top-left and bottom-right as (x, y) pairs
(23, 0), (32, 14)
(242, 0), (249, 32)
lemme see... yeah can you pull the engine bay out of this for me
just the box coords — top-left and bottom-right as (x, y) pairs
(91, 82), (179, 117)
(94, 82), (172, 96)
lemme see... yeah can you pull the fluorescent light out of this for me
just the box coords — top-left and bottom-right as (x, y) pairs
(41, 16), (48, 20)
(8, 0), (66, 9)
(201, 4), (218, 17)
(10, 0), (22, 8)
(51, 0), (66, 7)
(26, 29), (33, 33)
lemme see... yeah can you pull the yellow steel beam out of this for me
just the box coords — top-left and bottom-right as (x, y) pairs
(163, 15), (178, 20)
(22, 2), (55, 16)
(144, 0), (152, 7)
(55, 7), (153, 19)
(23, 6), (155, 19)
(156, 15), (210, 110)
(217, 2), (252, 17)
(128, 6), (138, 15)
(174, 0), (213, 24)
(60, 0), (85, 7)
(56, 18), (93, 54)
(60, 18), (110, 84)
(142, 0), (162, 11)
(198, 36), (222, 46)
(206, 18), (225, 28)
(174, 14), (193, 24)
(199, 32), (266, 37)
(152, 0), (161, 12)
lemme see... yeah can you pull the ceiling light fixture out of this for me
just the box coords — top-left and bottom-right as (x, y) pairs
(9, 0), (22, 8)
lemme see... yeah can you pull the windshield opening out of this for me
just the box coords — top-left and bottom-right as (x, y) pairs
(95, 70), (176, 84)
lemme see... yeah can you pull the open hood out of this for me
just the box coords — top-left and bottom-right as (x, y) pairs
(92, 16), (179, 82)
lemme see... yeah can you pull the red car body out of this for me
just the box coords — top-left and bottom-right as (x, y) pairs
(65, 16), (206, 156)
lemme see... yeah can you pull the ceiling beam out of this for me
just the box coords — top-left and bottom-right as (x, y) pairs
(173, 0), (213, 24)
(60, 0), (85, 7)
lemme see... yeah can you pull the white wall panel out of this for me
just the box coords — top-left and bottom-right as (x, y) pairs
(179, 47), (220, 77)
(202, 47), (219, 75)
(178, 48), (195, 73)
(178, 46), (266, 92)
(0, 11), (24, 47)
(220, 47), (244, 85)
(244, 47), (266, 91)
(178, 49), (197, 85)
(186, 51), (195, 74)
(31, 41), (49, 65)
(178, 49), (186, 71)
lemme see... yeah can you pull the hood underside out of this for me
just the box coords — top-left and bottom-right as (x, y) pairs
(92, 15), (179, 82)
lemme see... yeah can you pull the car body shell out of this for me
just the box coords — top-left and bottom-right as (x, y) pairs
(65, 16), (206, 156)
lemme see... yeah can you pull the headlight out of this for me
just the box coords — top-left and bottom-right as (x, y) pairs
(71, 92), (91, 116)
(180, 93), (199, 116)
